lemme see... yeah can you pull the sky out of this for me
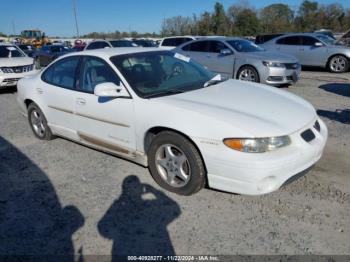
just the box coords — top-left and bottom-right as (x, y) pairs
(0, 0), (349, 37)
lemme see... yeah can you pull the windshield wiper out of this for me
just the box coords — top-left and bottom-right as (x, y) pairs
(203, 74), (226, 87)
(143, 89), (184, 99)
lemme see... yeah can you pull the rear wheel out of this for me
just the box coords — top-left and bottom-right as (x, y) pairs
(328, 55), (349, 73)
(237, 66), (260, 83)
(148, 131), (206, 195)
(28, 103), (54, 140)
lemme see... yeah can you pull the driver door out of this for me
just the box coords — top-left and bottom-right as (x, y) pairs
(73, 56), (136, 156)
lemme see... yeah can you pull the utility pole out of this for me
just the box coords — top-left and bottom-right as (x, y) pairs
(72, 0), (80, 38)
(12, 20), (16, 36)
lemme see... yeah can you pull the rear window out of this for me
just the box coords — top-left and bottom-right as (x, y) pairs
(162, 37), (192, 47)
(255, 34), (284, 44)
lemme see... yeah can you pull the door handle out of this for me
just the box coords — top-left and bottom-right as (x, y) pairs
(299, 48), (304, 51)
(36, 88), (43, 94)
(76, 98), (86, 105)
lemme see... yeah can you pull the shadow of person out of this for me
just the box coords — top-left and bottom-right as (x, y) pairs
(98, 175), (181, 257)
(319, 83), (350, 98)
(0, 136), (84, 260)
(317, 109), (350, 125)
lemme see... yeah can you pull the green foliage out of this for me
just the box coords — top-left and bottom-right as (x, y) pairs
(161, 0), (350, 37)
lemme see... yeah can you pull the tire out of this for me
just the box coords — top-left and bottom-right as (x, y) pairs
(148, 131), (206, 195)
(328, 55), (349, 73)
(236, 66), (260, 83)
(28, 103), (54, 140)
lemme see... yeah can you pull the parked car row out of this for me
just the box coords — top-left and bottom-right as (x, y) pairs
(2, 32), (349, 89)
(16, 47), (328, 196)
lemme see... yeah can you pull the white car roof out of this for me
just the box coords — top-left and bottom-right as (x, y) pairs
(64, 47), (164, 59)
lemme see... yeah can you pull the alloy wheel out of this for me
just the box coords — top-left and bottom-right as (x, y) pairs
(330, 56), (347, 72)
(238, 68), (257, 82)
(30, 109), (46, 138)
(155, 144), (191, 187)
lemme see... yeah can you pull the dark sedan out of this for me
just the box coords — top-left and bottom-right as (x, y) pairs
(34, 45), (71, 68)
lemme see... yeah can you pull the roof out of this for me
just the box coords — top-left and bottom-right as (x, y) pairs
(64, 47), (163, 59)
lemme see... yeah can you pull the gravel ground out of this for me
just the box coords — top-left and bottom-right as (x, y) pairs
(0, 70), (349, 257)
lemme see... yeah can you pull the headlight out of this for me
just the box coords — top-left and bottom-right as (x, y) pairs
(223, 136), (291, 153)
(262, 61), (285, 68)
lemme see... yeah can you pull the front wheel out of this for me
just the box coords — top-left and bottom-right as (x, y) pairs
(148, 131), (206, 195)
(328, 55), (349, 73)
(237, 66), (260, 83)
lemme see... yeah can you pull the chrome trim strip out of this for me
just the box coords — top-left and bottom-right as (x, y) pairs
(75, 112), (130, 128)
(48, 105), (129, 128)
(48, 105), (74, 114)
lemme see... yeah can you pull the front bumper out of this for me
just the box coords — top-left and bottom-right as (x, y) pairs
(194, 117), (328, 195)
(261, 65), (301, 86)
(0, 70), (38, 88)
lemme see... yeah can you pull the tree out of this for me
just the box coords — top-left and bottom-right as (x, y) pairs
(212, 2), (229, 35)
(260, 4), (294, 33)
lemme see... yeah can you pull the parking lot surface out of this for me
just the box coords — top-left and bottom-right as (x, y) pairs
(0, 70), (349, 256)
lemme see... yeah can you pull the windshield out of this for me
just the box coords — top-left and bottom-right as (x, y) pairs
(111, 51), (215, 98)
(315, 34), (337, 45)
(110, 40), (134, 47)
(226, 39), (264, 52)
(0, 46), (25, 58)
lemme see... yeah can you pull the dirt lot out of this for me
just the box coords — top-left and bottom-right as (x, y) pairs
(0, 70), (349, 257)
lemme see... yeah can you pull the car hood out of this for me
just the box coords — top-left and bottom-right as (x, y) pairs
(155, 80), (316, 137)
(243, 51), (298, 63)
(0, 57), (33, 67)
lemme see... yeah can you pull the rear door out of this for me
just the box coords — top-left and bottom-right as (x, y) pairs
(40, 56), (81, 138)
(274, 36), (302, 61)
(179, 40), (209, 67)
(73, 56), (136, 156)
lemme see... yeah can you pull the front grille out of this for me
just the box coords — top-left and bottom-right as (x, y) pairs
(284, 63), (298, 69)
(301, 129), (315, 142)
(3, 78), (20, 83)
(0, 64), (33, 74)
(314, 120), (321, 132)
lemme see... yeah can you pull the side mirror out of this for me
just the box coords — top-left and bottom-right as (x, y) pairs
(220, 48), (232, 56)
(94, 82), (129, 98)
(314, 42), (323, 47)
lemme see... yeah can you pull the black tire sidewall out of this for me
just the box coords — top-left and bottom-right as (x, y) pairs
(148, 131), (206, 195)
(28, 103), (53, 140)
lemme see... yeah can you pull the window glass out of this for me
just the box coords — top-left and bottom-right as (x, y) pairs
(162, 38), (176, 46)
(188, 41), (208, 52)
(277, 36), (300, 45)
(79, 57), (120, 93)
(110, 40), (134, 47)
(42, 57), (80, 89)
(301, 36), (317, 46)
(111, 51), (215, 98)
(226, 40), (263, 52)
(0, 46), (25, 58)
(208, 41), (229, 53)
(99, 42), (110, 48)
(86, 42), (101, 50)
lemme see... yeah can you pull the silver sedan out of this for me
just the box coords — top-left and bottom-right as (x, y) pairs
(261, 33), (350, 73)
(174, 37), (300, 86)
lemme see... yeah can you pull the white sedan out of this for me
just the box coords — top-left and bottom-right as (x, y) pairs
(17, 48), (328, 195)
